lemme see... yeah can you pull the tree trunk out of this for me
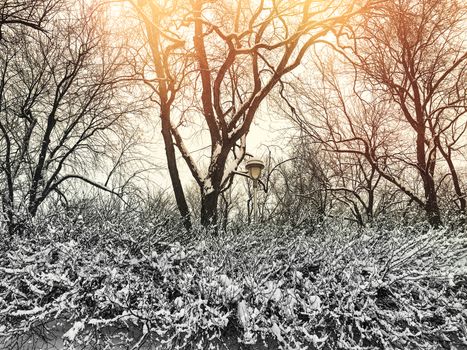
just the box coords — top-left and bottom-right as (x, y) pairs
(366, 187), (374, 223)
(200, 152), (228, 229)
(423, 176), (442, 228)
(415, 104), (442, 227)
(1, 194), (15, 236)
(201, 189), (219, 228)
(161, 118), (192, 231)
(425, 196), (442, 228)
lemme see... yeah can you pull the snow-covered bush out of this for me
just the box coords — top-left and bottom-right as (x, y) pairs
(0, 216), (466, 349)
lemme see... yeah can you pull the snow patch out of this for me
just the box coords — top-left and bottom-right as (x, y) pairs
(10, 306), (44, 316)
(63, 321), (85, 342)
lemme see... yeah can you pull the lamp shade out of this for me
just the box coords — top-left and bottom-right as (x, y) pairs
(245, 158), (264, 180)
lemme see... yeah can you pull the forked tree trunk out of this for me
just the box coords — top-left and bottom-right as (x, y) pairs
(415, 102), (442, 227)
(135, 0), (364, 232)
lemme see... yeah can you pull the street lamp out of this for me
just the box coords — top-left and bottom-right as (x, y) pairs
(245, 158), (264, 223)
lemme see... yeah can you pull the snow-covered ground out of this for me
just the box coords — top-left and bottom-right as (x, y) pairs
(1, 218), (466, 349)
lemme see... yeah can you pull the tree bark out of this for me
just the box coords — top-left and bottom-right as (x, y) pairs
(1, 193), (15, 235)
(161, 116), (192, 231)
(201, 190), (219, 228)
(425, 191), (442, 228)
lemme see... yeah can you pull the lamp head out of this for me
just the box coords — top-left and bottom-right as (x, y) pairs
(245, 158), (264, 180)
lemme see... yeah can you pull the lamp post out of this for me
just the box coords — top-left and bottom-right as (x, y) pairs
(245, 158), (265, 223)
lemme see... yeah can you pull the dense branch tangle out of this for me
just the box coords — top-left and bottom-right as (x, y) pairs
(0, 1), (140, 234)
(282, 0), (467, 227)
(0, 0), (62, 45)
(347, 0), (467, 226)
(133, 0), (372, 227)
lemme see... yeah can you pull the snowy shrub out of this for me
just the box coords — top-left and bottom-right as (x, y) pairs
(0, 217), (466, 349)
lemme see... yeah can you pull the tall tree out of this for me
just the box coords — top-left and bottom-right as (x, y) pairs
(130, 0), (373, 228)
(0, 1), (139, 234)
(283, 0), (467, 227)
(345, 0), (467, 226)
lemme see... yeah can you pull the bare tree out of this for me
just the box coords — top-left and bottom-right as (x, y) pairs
(281, 0), (467, 227)
(322, 153), (381, 226)
(128, 0), (374, 229)
(0, 1), (140, 234)
(341, 0), (467, 226)
(258, 142), (329, 227)
(277, 55), (416, 226)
